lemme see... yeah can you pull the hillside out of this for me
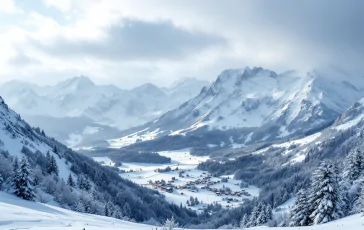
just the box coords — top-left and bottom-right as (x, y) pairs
(0, 96), (201, 225)
(0, 192), (363, 230)
(108, 67), (364, 150)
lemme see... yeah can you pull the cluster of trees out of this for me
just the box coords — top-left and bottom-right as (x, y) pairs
(186, 196), (200, 206)
(289, 150), (364, 227)
(0, 140), (201, 226)
(156, 166), (173, 173)
(83, 148), (171, 164)
(0, 149), (126, 219)
(239, 203), (273, 228)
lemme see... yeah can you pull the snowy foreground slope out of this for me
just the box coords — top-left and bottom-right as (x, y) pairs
(0, 192), (363, 230)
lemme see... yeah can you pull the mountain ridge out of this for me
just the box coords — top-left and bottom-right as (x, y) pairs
(0, 76), (208, 147)
(108, 67), (364, 149)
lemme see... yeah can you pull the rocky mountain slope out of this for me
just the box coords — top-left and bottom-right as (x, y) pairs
(109, 67), (364, 149)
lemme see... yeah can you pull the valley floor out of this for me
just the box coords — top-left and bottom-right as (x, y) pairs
(94, 149), (259, 210)
(0, 191), (363, 230)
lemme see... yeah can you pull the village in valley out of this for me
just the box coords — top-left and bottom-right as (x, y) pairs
(148, 166), (252, 208)
(93, 149), (259, 211)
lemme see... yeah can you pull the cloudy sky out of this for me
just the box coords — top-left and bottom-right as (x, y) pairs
(0, 0), (363, 88)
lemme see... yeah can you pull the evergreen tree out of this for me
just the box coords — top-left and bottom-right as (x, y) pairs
(104, 204), (109, 217)
(248, 205), (260, 227)
(190, 196), (195, 206)
(265, 204), (273, 221)
(240, 213), (248, 229)
(113, 207), (123, 219)
(290, 189), (310, 226)
(194, 197), (199, 205)
(256, 204), (267, 225)
(77, 176), (91, 191)
(123, 202), (132, 217)
(0, 172), (3, 186)
(342, 149), (363, 183)
(47, 154), (59, 176)
(162, 216), (178, 230)
(12, 157), (35, 201)
(13, 157), (19, 173)
(67, 173), (75, 188)
(74, 201), (85, 213)
(353, 184), (364, 215)
(309, 160), (344, 224)
(53, 145), (58, 154)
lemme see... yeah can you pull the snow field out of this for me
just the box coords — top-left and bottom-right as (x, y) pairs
(1, 191), (363, 230)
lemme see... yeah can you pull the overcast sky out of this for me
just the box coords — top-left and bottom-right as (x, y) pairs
(0, 0), (363, 88)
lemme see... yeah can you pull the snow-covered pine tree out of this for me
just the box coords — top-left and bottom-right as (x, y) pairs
(162, 216), (178, 230)
(289, 189), (310, 226)
(248, 204), (260, 227)
(353, 184), (364, 215)
(104, 204), (110, 217)
(343, 149), (363, 183)
(67, 173), (75, 188)
(265, 204), (273, 221)
(123, 202), (132, 218)
(13, 156), (19, 173)
(256, 204), (267, 225)
(46, 153), (59, 176)
(77, 176), (91, 191)
(309, 160), (345, 224)
(74, 201), (85, 213)
(0, 172), (3, 185)
(12, 156), (35, 201)
(240, 213), (248, 229)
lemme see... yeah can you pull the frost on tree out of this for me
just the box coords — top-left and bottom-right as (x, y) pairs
(12, 157), (35, 201)
(239, 213), (248, 229)
(342, 149), (363, 183)
(162, 216), (178, 230)
(247, 204), (262, 227)
(309, 160), (344, 224)
(256, 204), (267, 225)
(353, 184), (364, 215)
(290, 189), (310, 226)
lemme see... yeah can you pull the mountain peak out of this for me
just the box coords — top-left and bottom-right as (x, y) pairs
(132, 83), (166, 97)
(170, 77), (209, 89)
(57, 76), (95, 90)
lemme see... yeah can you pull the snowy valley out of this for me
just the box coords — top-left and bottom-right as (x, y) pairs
(2, 0), (364, 229)
(1, 68), (364, 230)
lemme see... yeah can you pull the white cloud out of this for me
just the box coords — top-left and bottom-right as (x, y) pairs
(0, 0), (19, 13)
(44, 0), (73, 12)
(0, 0), (363, 88)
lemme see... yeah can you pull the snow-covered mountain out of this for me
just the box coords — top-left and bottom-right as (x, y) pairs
(0, 76), (208, 147)
(110, 67), (364, 148)
(236, 95), (364, 169)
